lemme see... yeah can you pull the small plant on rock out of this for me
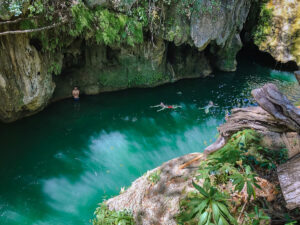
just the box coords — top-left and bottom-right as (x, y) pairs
(93, 203), (135, 225)
(147, 169), (161, 184)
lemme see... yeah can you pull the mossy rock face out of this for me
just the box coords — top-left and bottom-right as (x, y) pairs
(163, 6), (191, 46)
(52, 39), (213, 101)
(210, 34), (243, 72)
(0, 34), (59, 123)
(253, 0), (300, 66)
(53, 39), (169, 100)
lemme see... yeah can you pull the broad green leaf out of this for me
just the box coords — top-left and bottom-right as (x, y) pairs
(219, 216), (229, 225)
(193, 181), (209, 198)
(198, 211), (209, 225)
(212, 201), (220, 222)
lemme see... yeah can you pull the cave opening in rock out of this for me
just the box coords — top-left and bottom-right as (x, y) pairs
(29, 38), (43, 52)
(238, 40), (298, 72)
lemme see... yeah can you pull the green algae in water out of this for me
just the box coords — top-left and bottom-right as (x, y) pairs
(0, 59), (299, 225)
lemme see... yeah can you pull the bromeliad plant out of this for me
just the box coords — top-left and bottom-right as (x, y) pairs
(177, 180), (237, 225)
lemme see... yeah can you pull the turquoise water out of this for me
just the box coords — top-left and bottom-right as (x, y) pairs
(0, 59), (299, 225)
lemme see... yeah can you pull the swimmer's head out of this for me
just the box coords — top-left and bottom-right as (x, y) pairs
(209, 101), (213, 105)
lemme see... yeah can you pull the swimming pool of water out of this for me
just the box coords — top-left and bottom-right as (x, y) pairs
(0, 58), (299, 225)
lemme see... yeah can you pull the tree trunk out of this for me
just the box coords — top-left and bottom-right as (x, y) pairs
(277, 154), (300, 210)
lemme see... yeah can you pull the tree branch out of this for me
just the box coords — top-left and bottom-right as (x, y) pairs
(0, 20), (67, 36)
(0, 16), (40, 26)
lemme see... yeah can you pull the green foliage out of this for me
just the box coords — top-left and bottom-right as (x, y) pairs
(177, 181), (237, 225)
(285, 221), (298, 225)
(93, 203), (135, 225)
(70, 2), (144, 47)
(198, 160), (238, 185)
(246, 206), (270, 225)
(7, 0), (27, 16)
(210, 129), (260, 163)
(230, 165), (261, 200)
(147, 169), (161, 184)
(246, 147), (288, 170)
(208, 129), (287, 171)
(70, 2), (93, 37)
(48, 61), (62, 75)
(193, 129), (291, 224)
(20, 19), (37, 30)
(28, 0), (44, 16)
(253, 2), (273, 46)
(94, 9), (143, 46)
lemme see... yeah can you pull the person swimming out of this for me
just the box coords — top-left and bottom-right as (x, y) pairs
(151, 102), (182, 112)
(199, 101), (218, 114)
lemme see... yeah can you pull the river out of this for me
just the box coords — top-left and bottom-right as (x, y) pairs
(0, 58), (299, 225)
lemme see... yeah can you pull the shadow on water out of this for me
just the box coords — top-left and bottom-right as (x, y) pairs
(0, 58), (299, 224)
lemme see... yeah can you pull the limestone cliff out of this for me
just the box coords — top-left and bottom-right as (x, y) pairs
(0, 34), (58, 122)
(0, 0), (252, 122)
(253, 0), (300, 66)
(53, 0), (251, 99)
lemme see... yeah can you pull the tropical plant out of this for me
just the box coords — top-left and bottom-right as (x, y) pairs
(177, 180), (237, 225)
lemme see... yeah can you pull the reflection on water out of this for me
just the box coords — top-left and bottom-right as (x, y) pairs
(0, 59), (299, 224)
